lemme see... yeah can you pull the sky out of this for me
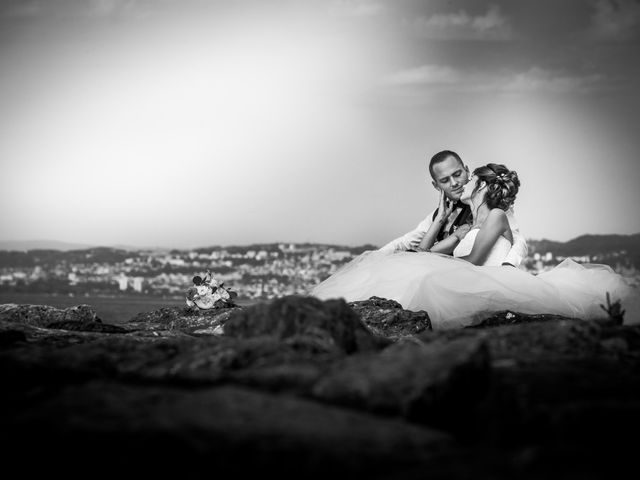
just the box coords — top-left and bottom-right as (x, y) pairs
(1, 0), (639, 249)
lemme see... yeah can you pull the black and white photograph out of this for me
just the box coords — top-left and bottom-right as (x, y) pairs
(1, 1), (639, 478)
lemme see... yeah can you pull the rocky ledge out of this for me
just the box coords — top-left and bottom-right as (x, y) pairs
(1, 296), (639, 479)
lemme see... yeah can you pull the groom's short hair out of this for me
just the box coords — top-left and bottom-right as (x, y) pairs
(429, 150), (463, 178)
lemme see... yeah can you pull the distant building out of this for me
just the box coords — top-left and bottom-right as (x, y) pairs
(132, 277), (144, 293)
(115, 274), (128, 291)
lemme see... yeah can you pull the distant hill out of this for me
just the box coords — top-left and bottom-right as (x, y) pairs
(0, 240), (165, 252)
(0, 246), (135, 268)
(0, 240), (96, 252)
(529, 233), (640, 256)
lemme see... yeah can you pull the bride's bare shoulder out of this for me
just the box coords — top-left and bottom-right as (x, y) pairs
(488, 209), (513, 242)
(488, 208), (508, 219)
(487, 208), (509, 225)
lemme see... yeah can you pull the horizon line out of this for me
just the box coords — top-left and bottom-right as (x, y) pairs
(0, 232), (639, 252)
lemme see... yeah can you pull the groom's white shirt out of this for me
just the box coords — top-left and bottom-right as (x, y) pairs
(379, 206), (528, 267)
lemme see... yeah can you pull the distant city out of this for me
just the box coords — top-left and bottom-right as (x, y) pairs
(0, 234), (639, 301)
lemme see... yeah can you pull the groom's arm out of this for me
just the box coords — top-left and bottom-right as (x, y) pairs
(378, 210), (436, 253)
(503, 231), (528, 267)
(503, 209), (528, 267)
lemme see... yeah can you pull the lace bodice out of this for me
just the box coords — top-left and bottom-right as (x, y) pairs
(453, 228), (512, 266)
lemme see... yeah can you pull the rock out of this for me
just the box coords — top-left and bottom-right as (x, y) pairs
(445, 320), (640, 448)
(191, 324), (225, 335)
(352, 296), (404, 309)
(141, 334), (343, 386)
(414, 314), (614, 362)
(227, 361), (329, 394)
(2, 298), (640, 479)
(0, 303), (101, 326)
(0, 331), (210, 385)
(470, 310), (576, 328)
(0, 326), (340, 390)
(0, 304), (127, 334)
(3, 382), (454, 479)
(349, 296), (432, 338)
(223, 295), (387, 353)
(126, 304), (241, 335)
(0, 317), (127, 347)
(0, 329), (26, 346)
(465, 316), (607, 360)
(312, 337), (491, 434)
(45, 320), (128, 334)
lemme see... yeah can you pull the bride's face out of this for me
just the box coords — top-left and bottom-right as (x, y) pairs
(460, 175), (477, 203)
(460, 174), (487, 205)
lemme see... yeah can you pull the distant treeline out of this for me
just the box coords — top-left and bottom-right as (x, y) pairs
(192, 243), (378, 255)
(0, 247), (131, 268)
(0, 243), (380, 268)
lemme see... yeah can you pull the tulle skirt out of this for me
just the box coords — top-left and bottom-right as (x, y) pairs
(309, 250), (640, 329)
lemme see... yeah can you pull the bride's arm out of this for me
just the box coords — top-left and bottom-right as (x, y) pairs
(417, 189), (454, 252)
(428, 224), (471, 254)
(457, 209), (509, 265)
(428, 234), (459, 254)
(417, 216), (446, 252)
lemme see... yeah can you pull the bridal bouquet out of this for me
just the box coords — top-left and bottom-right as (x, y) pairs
(185, 270), (238, 310)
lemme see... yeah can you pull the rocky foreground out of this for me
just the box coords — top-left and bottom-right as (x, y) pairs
(1, 296), (639, 479)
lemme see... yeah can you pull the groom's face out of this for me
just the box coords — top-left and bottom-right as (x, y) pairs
(431, 156), (470, 201)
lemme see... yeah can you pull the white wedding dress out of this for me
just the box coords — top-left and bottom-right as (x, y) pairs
(310, 229), (640, 329)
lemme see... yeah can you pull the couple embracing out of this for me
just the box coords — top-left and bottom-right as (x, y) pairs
(311, 150), (639, 328)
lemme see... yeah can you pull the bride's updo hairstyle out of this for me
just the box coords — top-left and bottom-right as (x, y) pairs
(473, 163), (520, 211)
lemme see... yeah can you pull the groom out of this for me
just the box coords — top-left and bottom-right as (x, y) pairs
(379, 150), (528, 267)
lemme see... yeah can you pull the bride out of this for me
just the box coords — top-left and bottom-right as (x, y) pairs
(310, 163), (639, 329)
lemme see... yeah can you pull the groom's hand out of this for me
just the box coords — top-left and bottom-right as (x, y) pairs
(435, 188), (455, 223)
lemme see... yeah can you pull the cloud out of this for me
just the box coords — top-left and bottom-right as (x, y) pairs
(501, 68), (605, 93)
(329, 0), (385, 18)
(589, 0), (640, 41)
(381, 65), (462, 86)
(381, 65), (605, 94)
(89, 0), (138, 17)
(412, 4), (512, 41)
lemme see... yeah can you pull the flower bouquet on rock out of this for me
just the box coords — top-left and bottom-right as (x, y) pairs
(185, 270), (238, 310)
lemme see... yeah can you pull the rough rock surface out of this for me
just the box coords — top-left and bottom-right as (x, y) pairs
(1, 295), (639, 479)
(127, 303), (239, 335)
(1, 302), (101, 325)
(348, 296), (432, 338)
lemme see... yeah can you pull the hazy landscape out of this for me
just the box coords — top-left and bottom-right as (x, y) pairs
(1, 233), (638, 323)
